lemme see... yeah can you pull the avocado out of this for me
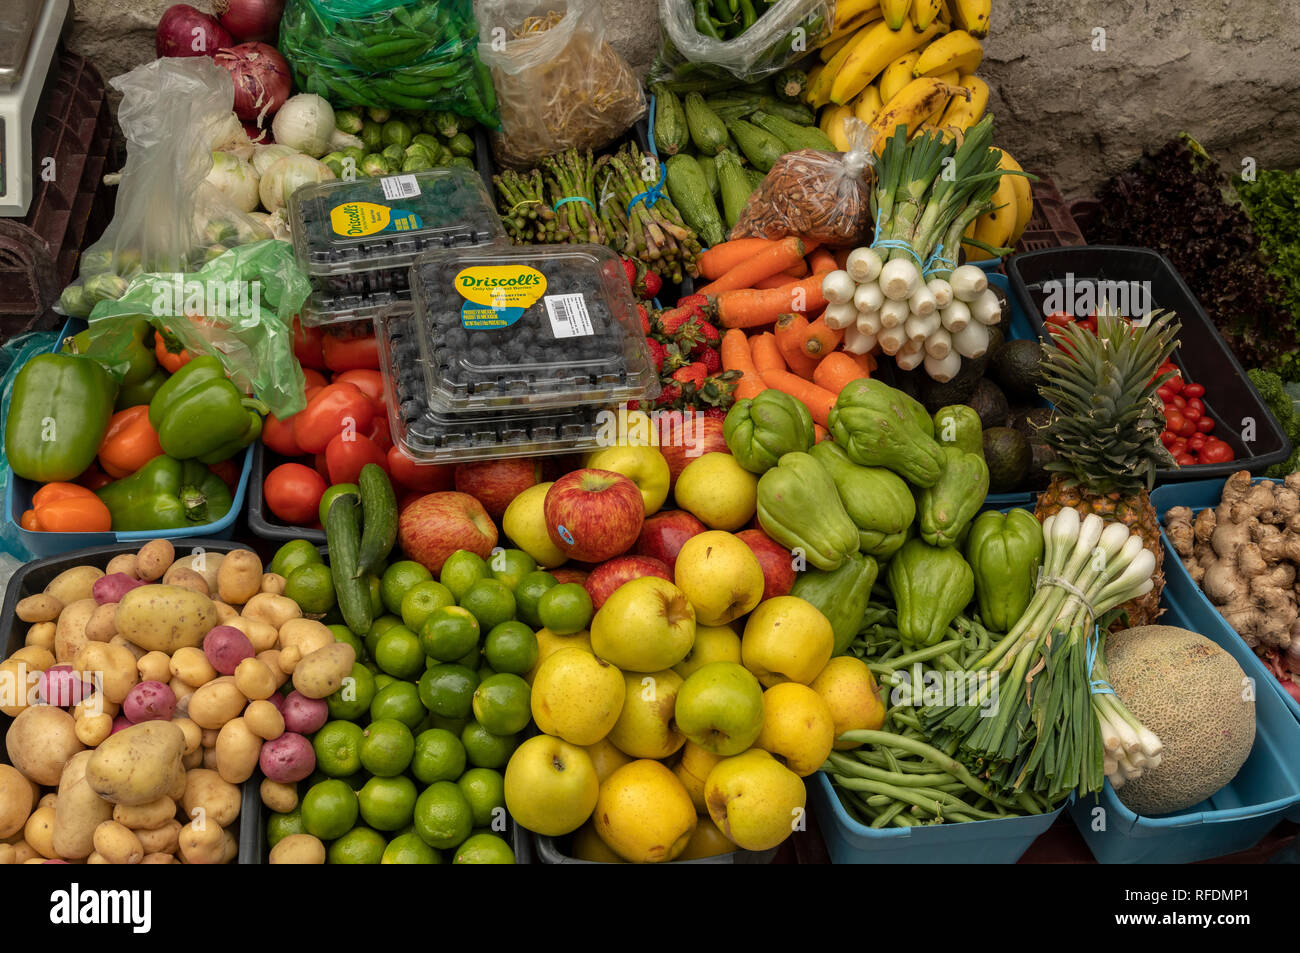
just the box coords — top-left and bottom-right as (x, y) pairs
(918, 328), (1003, 412)
(982, 426), (1032, 492)
(991, 339), (1044, 403)
(1023, 439), (1058, 489)
(966, 378), (1010, 429)
(1009, 406), (1053, 443)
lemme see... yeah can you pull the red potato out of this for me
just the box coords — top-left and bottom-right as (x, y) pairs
(203, 626), (256, 676)
(37, 666), (91, 708)
(92, 574), (147, 605)
(123, 681), (177, 724)
(258, 732), (315, 783)
(110, 715), (132, 734)
(280, 691), (328, 735)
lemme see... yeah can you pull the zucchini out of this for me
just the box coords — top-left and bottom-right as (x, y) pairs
(698, 154), (720, 200)
(715, 149), (751, 230)
(726, 119), (786, 172)
(651, 84), (689, 157)
(773, 69), (809, 103)
(706, 94), (815, 126)
(751, 110), (836, 153)
(683, 93), (729, 156)
(327, 494), (373, 636)
(357, 463), (397, 576)
(666, 154), (726, 247)
(746, 167), (766, 191)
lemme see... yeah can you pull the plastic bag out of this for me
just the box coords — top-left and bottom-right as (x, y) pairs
(476, 0), (646, 170)
(0, 330), (60, 561)
(732, 119), (875, 245)
(280, 0), (498, 126)
(651, 0), (833, 85)
(85, 241), (311, 419)
(58, 58), (271, 320)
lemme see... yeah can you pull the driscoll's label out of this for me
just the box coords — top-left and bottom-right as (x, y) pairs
(455, 265), (547, 330)
(329, 201), (422, 237)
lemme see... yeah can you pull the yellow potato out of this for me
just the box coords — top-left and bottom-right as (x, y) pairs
(38, 793), (57, 810)
(260, 573), (286, 596)
(260, 778), (297, 813)
(171, 717), (202, 755)
(182, 769), (241, 828)
(115, 585), (218, 654)
(170, 678), (196, 713)
(182, 750), (203, 770)
(137, 819), (181, 854)
(215, 718), (261, 784)
(165, 567), (210, 597)
(73, 641), (138, 704)
(0, 764), (37, 838)
(278, 618), (334, 657)
(6, 706), (83, 785)
(140, 852), (176, 864)
(228, 617), (278, 653)
(16, 594), (61, 623)
(212, 602), (239, 624)
(75, 712), (113, 748)
(233, 658), (276, 701)
(86, 850), (109, 864)
(113, 796), (175, 831)
(45, 565), (104, 605)
(177, 818), (224, 864)
(167, 550), (223, 592)
(0, 844), (14, 864)
(201, 747), (219, 771)
(137, 651), (171, 683)
(74, 691), (119, 722)
(8, 646), (53, 671)
(256, 649), (289, 688)
(243, 699), (284, 741)
(93, 819), (144, 864)
(167, 765), (188, 802)
(105, 554), (139, 578)
(24, 806), (57, 858)
(25, 621), (56, 651)
(9, 840), (36, 863)
(221, 828), (238, 864)
(201, 728), (219, 748)
(269, 833), (325, 865)
(85, 720), (186, 806)
(84, 603), (118, 643)
(170, 646), (217, 687)
(188, 677), (248, 730)
(278, 646), (302, 674)
(292, 643), (356, 700)
(0, 658), (38, 717)
(217, 550), (263, 605)
(135, 539), (175, 581)
(241, 593), (301, 630)
(108, 635), (146, 660)
(53, 597), (98, 663)
(53, 750), (114, 859)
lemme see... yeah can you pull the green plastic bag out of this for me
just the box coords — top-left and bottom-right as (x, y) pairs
(85, 240), (310, 419)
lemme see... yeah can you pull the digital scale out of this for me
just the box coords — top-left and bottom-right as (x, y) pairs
(0, 0), (71, 216)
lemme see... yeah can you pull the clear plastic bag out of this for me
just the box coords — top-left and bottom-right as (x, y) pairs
(732, 118), (876, 245)
(476, 0), (646, 170)
(651, 0), (833, 85)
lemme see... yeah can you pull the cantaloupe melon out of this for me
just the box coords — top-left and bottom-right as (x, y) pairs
(1106, 625), (1255, 816)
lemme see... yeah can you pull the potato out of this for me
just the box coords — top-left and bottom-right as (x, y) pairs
(256, 649), (289, 688)
(242, 593), (301, 630)
(16, 594), (61, 623)
(172, 717), (202, 755)
(167, 550), (222, 591)
(24, 806), (57, 858)
(113, 796), (175, 831)
(45, 565), (104, 605)
(86, 850), (109, 864)
(137, 651), (171, 684)
(122, 681), (177, 723)
(269, 832), (325, 865)
(201, 728), (220, 748)
(91, 819), (143, 864)
(10, 840), (36, 863)
(7, 706), (83, 785)
(188, 677), (247, 730)
(0, 844), (14, 864)
(279, 618), (334, 657)
(234, 658), (276, 701)
(73, 691), (119, 722)
(215, 718), (261, 784)
(212, 601), (239, 624)
(92, 573), (146, 605)
(203, 626), (256, 676)
(258, 732), (315, 784)
(243, 699), (284, 740)
(165, 567), (210, 597)
(170, 679), (196, 714)
(221, 827), (238, 864)
(292, 643), (356, 700)
(167, 764), (188, 802)
(182, 769), (241, 828)
(0, 764), (37, 837)
(182, 750), (202, 770)
(137, 819), (181, 854)
(260, 778), (297, 813)
(53, 598), (98, 663)
(75, 712), (113, 747)
(217, 550), (263, 605)
(261, 573), (286, 596)
(135, 540), (175, 581)
(278, 646), (302, 674)
(0, 658), (38, 717)
(9, 646), (53, 671)
(73, 641), (138, 704)
(228, 617), (278, 653)
(105, 554), (138, 578)
(115, 585), (218, 654)
(84, 603), (119, 643)
(201, 747), (219, 770)
(52, 750), (114, 859)
(25, 621), (56, 651)
(170, 646), (217, 687)
(108, 635), (146, 660)
(177, 818), (224, 864)
(140, 852), (176, 864)
(85, 720), (186, 805)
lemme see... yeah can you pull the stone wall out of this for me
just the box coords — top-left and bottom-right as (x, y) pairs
(67, 0), (1300, 196)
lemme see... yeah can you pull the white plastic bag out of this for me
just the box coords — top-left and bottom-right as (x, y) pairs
(652, 0), (833, 85)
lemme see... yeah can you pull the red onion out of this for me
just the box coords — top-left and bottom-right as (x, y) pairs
(243, 120), (273, 144)
(214, 42), (292, 125)
(156, 4), (233, 58)
(214, 0), (286, 43)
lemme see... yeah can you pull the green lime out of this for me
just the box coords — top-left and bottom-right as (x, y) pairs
(417, 664), (479, 719)
(514, 570), (558, 628)
(538, 583), (593, 635)
(477, 663), (496, 683)
(318, 483), (359, 527)
(453, 832), (515, 864)
(372, 672), (397, 694)
(270, 539), (323, 579)
(358, 775), (418, 831)
(440, 550), (488, 602)
(326, 662), (376, 722)
(329, 624), (368, 664)
(366, 574), (383, 618)
(459, 578), (516, 632)
(374, 625), (424, 679)
(346, 771), (373, 792)
(457, 768), (506, 829)
(461, 721), (517, 769)
(284, 563), (336, 614)
(301, 779), (358, 841)
(364, 614), (402, 658)
(489, 548), (537, 591)
(327, 826), (385, 864)
(381, 831), (442, 864)
(360, 719), (415, 777)
(369, 680), (426, 730)
(267, 807), (305, 848)
(419, 606), (480, 662)
(471, 673), (531, 735)
(401, 580), (456, 632)
(411, 728), (466, 784)
(413, 781), (473, 850)
(313, 721), (364, 778)
(381, 560), (433, 615)
(457, 648), (482, 670)
(483, 621), (538, 675)
(428, 713), (469, 736)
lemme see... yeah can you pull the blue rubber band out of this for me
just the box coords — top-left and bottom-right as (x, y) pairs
(625, 90), (667, 217)
(1086, 629), (1114, 696)
(923, 242), (956, 278)
(552, 196), (595, 212)
(869, 206), (923, 270)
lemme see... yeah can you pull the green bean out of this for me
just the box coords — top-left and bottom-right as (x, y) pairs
(871, 801), (908, 828)
(837, 729), (1026, 810)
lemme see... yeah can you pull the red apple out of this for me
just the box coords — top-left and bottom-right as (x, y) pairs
(454, 458), (541, 520)
(543, 468), (644, 563)
(584, 555), (673, 610)
(657, 414), (728, 487)
(736, 528), (796, 601)
(551, 567), (589, 587)
(635, 509), (707, 570)
(398, 491), (498, 575)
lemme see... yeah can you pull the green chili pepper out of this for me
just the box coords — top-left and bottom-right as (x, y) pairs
(738, 0), (757, 31)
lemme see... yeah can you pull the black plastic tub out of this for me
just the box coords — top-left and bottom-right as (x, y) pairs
(246, 442), (327, 546)
(534, 831), (776, 864)
(1006, 245), (1291, 481)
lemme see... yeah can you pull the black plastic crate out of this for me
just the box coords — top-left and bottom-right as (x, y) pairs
(1006, 245), (1291, 480)
(246, 442), (327, 546)
(1014, 174), (1086, 255)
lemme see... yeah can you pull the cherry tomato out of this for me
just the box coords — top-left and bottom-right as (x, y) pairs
(333, 369), (386, 417)
(1166, 375), (1184, 392)
(1160, 430), (1177, 447)
(1178, 418), (1198, 437)
(262, 413), (302, 457)
(1199, 439), (1235, 464)
(292, 317), (328, 371)
(322, 332), (380, 372)
(292, 382), (375, 454)
(386, 445), (455, 493)
(263, 463), (327, 525)
(1182, 405), (1201, 423)
(1164, 409), (1185, 434)
(1183, 383), (1205, 399)
(1174, 452), (1196, 466)
(1185, 397), (1205, 417)
(1188, 434), (1207, 451)
(1157, 386), (1175, 402)
(1046, 311), (1073, 328)
(1196, 416), (1215, 434)
(324, 432), (388, 485)
(1169, 437), (1188, 454)
(302, 368), (329, 390)
(1172, 394), (1186, 409)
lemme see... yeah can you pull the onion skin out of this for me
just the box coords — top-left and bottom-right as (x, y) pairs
(156, 4), (233, 59)
(215, 42), (292, 125)
(214, 0), (286, 44)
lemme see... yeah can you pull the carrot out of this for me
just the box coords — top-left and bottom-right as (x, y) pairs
(781, 260), (810, 279)
(813, 351), (870, 393)
(802, 312), (844, 357)
(814, 423), (830, 443)
(808, 247), (838, 275)
(721, 329), (766, 400)
(774, 313), (820, 379)
(754, 273), (795, 290)
(749, 332), (785, 375)
(697, 236), (815, 297)
(847, 350), (877, 375)
(698, 238), (778, 280)
(760, 369), (837, 427)
(714, 274), (830, 329)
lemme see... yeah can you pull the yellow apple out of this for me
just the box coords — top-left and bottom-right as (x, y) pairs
(741, 596), (834, 687)
(607, 668), (685, 760)
(673, 452), (758, 531)
(503, 482), (566, 568)
(594, 760), (697, 863)
(524, 627), (592, 684)
(571, 820), (626, 863)
(705, 748), (806, 852)
(674, 530), (765, 625)
(504, 735), (599, 837)
(585, 445), (670, 516)
(673, 740), (724, 813)
(810, 656), (886, 749)
(589, 408), (659, 449)
(582, 737), (632, 784)
(678, 815), (738, 860)
(589, 576), (696, 673)
(674, 661), (765, 756)
(672, 624), (742, 679)
(531, 647), (626, 745)
(756, 683), (836, 777)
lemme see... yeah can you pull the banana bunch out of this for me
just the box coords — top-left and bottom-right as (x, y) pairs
(962, 147), (1034, 260)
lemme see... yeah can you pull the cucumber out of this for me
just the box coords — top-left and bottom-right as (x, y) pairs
(683, 93), (729, 156)
(666, 154), (726, 248)
(698, 155), (720, 200)
(357, 463), (397, 576)
(726, 119), (786, 172)
(715, 149), (751, 230)
(651, 84), (689, 157)
(751, 110), (836, 153)
(773, 69), (809, 104)
(326, 495), (372, 636)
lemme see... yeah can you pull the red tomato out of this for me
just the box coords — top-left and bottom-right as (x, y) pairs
(1169, 437), (1188, 454)
(303, 368), (329, 390)
(1164, 409), (1185, 434)
(262, 413), (302, 457)
(1046, 311), (1073, 328)
(1079, 317), (1097, 334)
(386, 445), (455, 493)
(264, 463), (326, 525)
(1188, 434), (1207, 451)
(322, 332), (380, 372)
(1171, 394), (1186, 409)
(366, 414), (393, 453)
(314, 453), (330, 482)
(1199, 439), (1235, 464)
(1160, 430), (1177, 447)
(1157, 386), (1174, 402)
(325, 432), (388, 485)
(1182, 405), (1201, 422)
(333, 369), (386, 417)
(293, 383), (375, 454)
(1178, 418), (1197, 437)
(1196, 416), (1215, 434)
(293, 317), (328, 371)
(1185, 397), (1204, 417)
(1174, 452), (1196, 466)
(1165, 375), (1184, 393)
(1183, 383), (1205, 399)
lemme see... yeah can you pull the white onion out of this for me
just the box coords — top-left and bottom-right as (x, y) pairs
(205, 151), (260, 213)
(927, 277), (953, 309)
(924, 350), (963, 381)
(880, 258), (920, 301)
(252, 143), (298, 177)
(843, 323), (876, 354)
(924, 327), (952, 359)
(853, 282), (883, 313)
(822, 301), (859, 330)
(272, 93), (336, 158)
(878, 324), (907, 355)
(969, 287), (1002, 326)
(845, 247), (883, 283)
(259, 153), (335, 213)
(857, 310), (881, 335)
(940, 299), (971, 333)
(879, 298), (910, 329)
(950, 264), (988, 302)
(951, 320), (992, 359)
(822, 270), (856, 305)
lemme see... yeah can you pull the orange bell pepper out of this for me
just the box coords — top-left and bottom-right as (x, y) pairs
(155, 326), (192, 373)
(22, 482), (112, 533)
(98, 405), (165, 479)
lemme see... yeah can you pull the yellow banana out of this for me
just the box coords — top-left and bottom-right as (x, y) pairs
(937, 0), (952, 26)
(820, 31), (856, 63)
(869, 76), (961, 152)
(913, 30), (983, 77)
(881, 0), (911, 30)
(910, 0), (944, 30)
(951, 0), (990, 37)
(821, 104), (856, 151)
(998, 148), (1035, 245)
(933, 68), (960, 85)
(830, 0), (881, 32)
(829, 19), (940, 105)
(824, 9), (883, 47)
(937, 73), (988, 130)
(879, 53), (921, 104)
(961, 218), (996, 262)
(970, 171), (1018, 254)
(852, 84), (884, 125)
(809, 30), (862, 106)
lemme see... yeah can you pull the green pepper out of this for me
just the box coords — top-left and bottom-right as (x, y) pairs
(115, 368), (169, 411)
(63, 318), (157, 386)
(96, 456), (234, 531)
(756, 452), (859, 571)
(827, 379), (946, 487)
(965, 510), (1044, 633)
(723, 390), (814, 474)
(887, 539), (975, 647)
(917, 447), (990, 548)
(5, 353), (117, 482)
(148, 356), (266, 464)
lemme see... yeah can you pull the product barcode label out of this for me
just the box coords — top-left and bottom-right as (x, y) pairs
(544, 294), (594, 338)
(380, 174), (421, 200)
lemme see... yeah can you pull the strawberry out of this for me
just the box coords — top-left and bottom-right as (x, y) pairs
(645, 337), (667, 373)
(655, 305), (698, 340)
(672, 362), (707, 391)
(660, 341), (689, 373)
(689, 321), (721, 356)
(698, 346), (722, 375)
(636, 303), (651, 335)
(696, 370), (743, 407)
(702, 406), (728, 419)
(641, 269), (663, 300)
(654, 383), (682, 407)
(621, 257), (639, 294)
(677, 293), (708, 313)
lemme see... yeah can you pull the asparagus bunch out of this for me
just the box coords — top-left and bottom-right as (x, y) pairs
(541, 149), (605, 244)
(595, 144), (702, 283)
(493, 168), (555, 243)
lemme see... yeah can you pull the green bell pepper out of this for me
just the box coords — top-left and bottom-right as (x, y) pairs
(148, 356), (267, 464)
(723, 390), (815, 474)
(95, 455), (234, 531)
(887, 538), (975, 647)
(5, 353), (117, 482)
(917, 447), (990, 548)
(932, 405), (985, 457)
(756, 452), (859, 571)
(115, 368), (169, 410)
(64, 318), (157, 386)
(790, 552), (879, 656)
(827, 379), (947, 488)
(965, 509), (1044, 633)
(809, 441), (915, 560)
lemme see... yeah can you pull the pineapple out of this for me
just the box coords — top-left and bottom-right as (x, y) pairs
(1033, 306), (1181, 627)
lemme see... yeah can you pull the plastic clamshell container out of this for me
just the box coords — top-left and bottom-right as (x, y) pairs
(1006, 246), (1291, 480)
(533, 832), (777, 865)
(245, 442), (327, 545)
(410, 243), (659, 412)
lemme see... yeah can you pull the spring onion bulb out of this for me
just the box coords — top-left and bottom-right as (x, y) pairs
(853, 281), (884, 313)
(924, 327), (951, 359)
(940, 299), (971, 333)
(843, 323), (876, 354)
(857, 310), (881, 335)
(880, 258), (920, 301)
(923, 349), (961, 381)
(927, 277), (953, 309)
(904, 312), (939, 342)
(909, 282), (937, 318)
(878, 324), (908, 355)
(896, 342), (926, 371)
(845, 247), (883, 283)
(949, 264), (988, 302)
(879, 298), (910, 329)
(969, 287), (1002, 326)
(822, 270), (857, 305)
(822, 301), (859, 330)
(953, 322), (993, 364)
